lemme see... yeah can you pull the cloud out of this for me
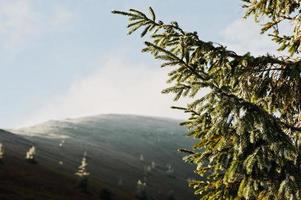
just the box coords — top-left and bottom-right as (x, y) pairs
(0, 0), (75, 49)
(0, 0), (38, 48)
(50, 6), (75, 27)
(220, 18), (279, 56)
(20, 58), (188, 127)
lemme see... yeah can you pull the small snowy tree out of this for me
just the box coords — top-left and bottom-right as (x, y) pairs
(166, 164), (174, 175)
(75, 154), (90, 192)
(151, 161), (156, 169)
(135, 180), (148, 200)
(139, 154), (144, 162)
(0, 143), (4, 161)
(25, 146), (36, 163)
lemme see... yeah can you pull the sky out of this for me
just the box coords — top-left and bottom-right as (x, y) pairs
(0, 0), (279, 128)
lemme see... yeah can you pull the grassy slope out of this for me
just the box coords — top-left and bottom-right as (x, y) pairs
(0, 156), (97, 200)
(2, 115), (196, 200)
(0, 129), (131, 200)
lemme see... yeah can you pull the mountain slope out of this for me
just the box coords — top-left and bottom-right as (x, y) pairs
(0, 129), (102, 200)
(9, 114), (196, 200)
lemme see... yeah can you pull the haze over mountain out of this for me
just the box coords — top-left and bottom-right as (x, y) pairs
(1, 114), (196, 200)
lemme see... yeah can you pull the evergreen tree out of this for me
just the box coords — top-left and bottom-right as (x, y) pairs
(75, 154), (90, 192)
(0, 143), (4, 161)
(135, 180), (149, 200)
(113, 1), (301, 199)
(25, 146), (36, 163)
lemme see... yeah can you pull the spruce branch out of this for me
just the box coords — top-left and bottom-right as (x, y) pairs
(114, 5), (301, 199)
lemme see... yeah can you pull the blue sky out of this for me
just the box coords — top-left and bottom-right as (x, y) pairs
(0, 0), (276, 128)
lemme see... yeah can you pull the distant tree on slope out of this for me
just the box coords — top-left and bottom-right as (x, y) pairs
(0, 143), (4, 162)
(25, 146), (36, 163)
(113, 1), (301, 199)
(135, 179), (149, 200)
(75, 153), (90, 192)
